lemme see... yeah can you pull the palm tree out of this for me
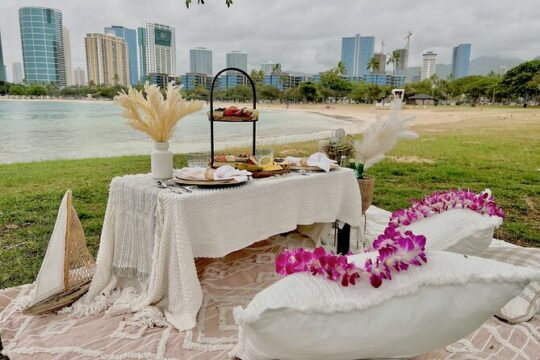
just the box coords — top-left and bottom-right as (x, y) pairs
(271, 63), (282, 74)
(334, 61), (347, 76)
(387, 50), (401, 76)
(113, 74), (120, 86)
(367, 57), (380, 74)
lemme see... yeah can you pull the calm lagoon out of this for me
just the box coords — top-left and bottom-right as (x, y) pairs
(0, 100), (357, 164)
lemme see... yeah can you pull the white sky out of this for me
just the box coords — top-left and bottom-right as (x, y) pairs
(1, 0), (539, 81)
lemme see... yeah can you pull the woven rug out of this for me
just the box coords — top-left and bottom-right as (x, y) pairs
(1, 235), (539, 360)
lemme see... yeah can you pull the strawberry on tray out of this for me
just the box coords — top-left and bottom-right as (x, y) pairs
(209, 105), (259, 122)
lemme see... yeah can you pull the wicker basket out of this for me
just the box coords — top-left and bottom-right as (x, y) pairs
(358, 176), (375, 214)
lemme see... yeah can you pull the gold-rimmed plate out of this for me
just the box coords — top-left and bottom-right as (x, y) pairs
(288, 164), (339, 172)
(173, 177), (248, 187)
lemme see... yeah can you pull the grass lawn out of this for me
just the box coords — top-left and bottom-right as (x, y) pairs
(0, 115), (539, 289)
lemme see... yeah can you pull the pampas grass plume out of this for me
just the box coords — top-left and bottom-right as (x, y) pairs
(354, 96), (418, 169)
(115, 82), (203, 143)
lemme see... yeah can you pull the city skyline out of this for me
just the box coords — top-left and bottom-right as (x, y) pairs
(0, 0), (538, 83)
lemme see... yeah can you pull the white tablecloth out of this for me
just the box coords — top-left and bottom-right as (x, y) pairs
(79, 168), (363, 330)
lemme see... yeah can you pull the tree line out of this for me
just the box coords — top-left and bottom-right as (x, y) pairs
(1, 60), (538, 106)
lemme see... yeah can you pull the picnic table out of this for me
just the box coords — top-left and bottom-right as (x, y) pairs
(84, 168), (363, 330)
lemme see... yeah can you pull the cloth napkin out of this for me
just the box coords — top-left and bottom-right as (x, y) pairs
(285, 152), (337, 172)
(175, 165), (251, 182)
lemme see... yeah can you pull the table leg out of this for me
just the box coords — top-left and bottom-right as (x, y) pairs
(337, 223), (351, 255)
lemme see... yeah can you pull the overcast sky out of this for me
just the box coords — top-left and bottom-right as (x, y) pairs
(1, 0), (539, 81)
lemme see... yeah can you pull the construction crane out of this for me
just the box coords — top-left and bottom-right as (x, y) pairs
(401, 32), (413, 77)
(403, 31), (413, 51)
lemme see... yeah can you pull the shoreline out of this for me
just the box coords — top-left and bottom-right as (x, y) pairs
(1, 99), (538, 166)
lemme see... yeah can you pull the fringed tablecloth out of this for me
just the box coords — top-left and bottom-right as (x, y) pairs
(75, 169), (363, 331)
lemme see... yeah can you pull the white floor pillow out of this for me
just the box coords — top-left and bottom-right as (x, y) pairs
(405, 208), (502, 255)
(231, 251), (540, 360)
(482, 246), (540, 323)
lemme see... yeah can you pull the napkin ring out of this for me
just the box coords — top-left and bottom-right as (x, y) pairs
(204, 168), (214, 181)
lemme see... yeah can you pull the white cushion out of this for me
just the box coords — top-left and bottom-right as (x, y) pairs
(405, 208), (502, 255)
(231, 251), (540, 360)
(482, 245), (540, 323)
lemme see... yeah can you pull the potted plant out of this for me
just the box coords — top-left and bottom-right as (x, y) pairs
(350, 90), (418, 214)
(115, 82), (203, 179)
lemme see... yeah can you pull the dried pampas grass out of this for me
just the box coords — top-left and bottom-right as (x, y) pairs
(115, 82), (203, 143)
(354, 95), (418, 169)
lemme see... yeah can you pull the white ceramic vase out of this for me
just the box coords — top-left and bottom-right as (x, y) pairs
(151, 142), (173, 179)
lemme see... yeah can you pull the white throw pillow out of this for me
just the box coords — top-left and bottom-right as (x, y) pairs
(481, 245), (540, 323)
(405, 208), (502, 255)
(231, 251), (540, 360)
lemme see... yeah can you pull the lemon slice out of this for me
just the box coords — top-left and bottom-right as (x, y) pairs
(258, 156), (273, 166)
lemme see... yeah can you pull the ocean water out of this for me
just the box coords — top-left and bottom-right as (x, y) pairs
(0, 100), (359, 164)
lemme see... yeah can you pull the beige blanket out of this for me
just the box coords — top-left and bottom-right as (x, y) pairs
(1, 234), (539, 360)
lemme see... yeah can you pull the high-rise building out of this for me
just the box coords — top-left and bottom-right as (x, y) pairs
(19, 7), (67, 86)
(63, 27), (73, 86)
(190, 47), (212, 75)
(85, 33), (130, 87)
(393, 48), (409, 76)
(226, 51), (247, 72)
(373, 52), (386, 74)
(73, 67), (86, 86)
(421, 51), (437, 81)
(261, 62), (277, 75)
(138, 23), (176, 80)
(341, 34), (375, 78)
(12, 62), (24, 83)
(451, 43), (471, 79)
(0, 32), (6, 82)
(105, 25), (139, 85)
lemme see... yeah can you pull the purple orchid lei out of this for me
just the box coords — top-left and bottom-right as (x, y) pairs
(389, 189), (504, 227)
(275, 226), (427, 288)
(275, 189), (503, 289)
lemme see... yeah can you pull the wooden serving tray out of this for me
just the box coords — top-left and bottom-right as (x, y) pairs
(251, 168), (290, 178)
(209, 110), (259, 122)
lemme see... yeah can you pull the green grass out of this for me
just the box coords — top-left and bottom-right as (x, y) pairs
(0, 117), (539, 289)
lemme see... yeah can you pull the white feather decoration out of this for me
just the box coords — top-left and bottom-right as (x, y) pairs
(354, 95), (418, 169)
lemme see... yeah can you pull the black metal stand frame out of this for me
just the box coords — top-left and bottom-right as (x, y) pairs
(209, 67), (257, 168)
(337, 224), (351, 255)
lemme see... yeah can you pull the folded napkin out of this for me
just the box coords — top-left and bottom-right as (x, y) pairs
(175, 165), (251, 182)
(285, 152), (337, 172)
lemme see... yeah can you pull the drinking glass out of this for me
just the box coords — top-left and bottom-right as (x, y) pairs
(187, 152), (210, 168)
(255, 148), (275, 164)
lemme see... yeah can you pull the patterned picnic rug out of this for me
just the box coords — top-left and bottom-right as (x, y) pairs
(1, 235), (539, 360)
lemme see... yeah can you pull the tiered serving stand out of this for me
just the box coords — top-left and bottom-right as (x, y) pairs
(209, 67), (258, 168)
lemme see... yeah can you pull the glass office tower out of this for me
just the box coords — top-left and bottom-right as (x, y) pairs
(341, 34), (375, 78)
(19, 7), (67, 86)
(138, 23), (176, 80)
(226, 51), (247, 72)
(452, 44), (472, 79)
(0, 32), (6, 81)
(190, 47), (213, 75)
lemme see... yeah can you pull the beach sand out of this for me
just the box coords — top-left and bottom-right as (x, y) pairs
(228, 102), (540, 133)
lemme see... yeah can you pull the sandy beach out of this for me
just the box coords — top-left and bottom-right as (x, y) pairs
(225, 102), (540, 131)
